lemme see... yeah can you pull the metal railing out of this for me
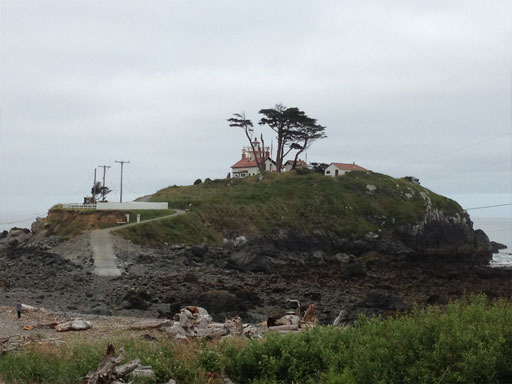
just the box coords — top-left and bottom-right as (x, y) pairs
(62, 203), (97, 209)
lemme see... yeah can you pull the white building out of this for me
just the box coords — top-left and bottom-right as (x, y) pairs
(324, 162), (368, 177)
(231, 138), (277, 178)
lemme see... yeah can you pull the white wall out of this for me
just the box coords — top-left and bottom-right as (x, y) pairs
(96, 202), (168, 210)
(324, 164), (347, 177)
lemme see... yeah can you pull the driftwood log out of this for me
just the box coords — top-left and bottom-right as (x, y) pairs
(81, 343), (151, 384)
(56, 319), (92, 332)
(127, 319), (172, 330)
(0, 334), (33, 354)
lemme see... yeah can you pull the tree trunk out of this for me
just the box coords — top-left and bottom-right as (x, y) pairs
(245, 130), (262, 172)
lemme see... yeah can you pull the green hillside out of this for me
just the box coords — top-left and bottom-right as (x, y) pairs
(116, 171), (462, 246)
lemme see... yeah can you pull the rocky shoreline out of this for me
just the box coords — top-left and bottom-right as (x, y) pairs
(1, 223), (511, 325)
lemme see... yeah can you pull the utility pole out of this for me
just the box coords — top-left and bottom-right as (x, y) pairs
(93, 168), (97, 203)
(97, 165), (111, 202)
(115, 160), (130, 203)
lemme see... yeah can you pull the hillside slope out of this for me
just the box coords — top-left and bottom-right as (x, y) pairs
(116, 171), (491, 262)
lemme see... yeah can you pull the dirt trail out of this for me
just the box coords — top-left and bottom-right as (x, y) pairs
(91, 210), (185, 277)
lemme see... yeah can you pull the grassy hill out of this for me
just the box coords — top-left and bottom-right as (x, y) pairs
(116, 171), (462, 246)
(46, 207), (175, 238)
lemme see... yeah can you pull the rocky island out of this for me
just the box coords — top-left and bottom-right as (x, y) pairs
(1, 171), (510, 324)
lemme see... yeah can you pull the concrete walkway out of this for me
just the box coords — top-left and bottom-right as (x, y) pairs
(91, 209), (185, 277)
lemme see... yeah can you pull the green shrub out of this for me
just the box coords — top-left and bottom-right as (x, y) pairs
(222, 295), (512, 384)
(2, 297), (510, 384)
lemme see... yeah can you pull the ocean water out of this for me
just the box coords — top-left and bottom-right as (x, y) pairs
(472, 217), (512, 267)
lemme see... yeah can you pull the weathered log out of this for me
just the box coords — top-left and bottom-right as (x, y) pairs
(194, 326), (229, 338)
(132, 366), (156, 380)
(0, 334), (33, 354)
(36, 322), (59, 329)
(333, 309), (348, 327)
(81, 343), (126, 384)
(113, 358), (141, 377)
(302, 303), (316, 323)
(56, 319), (92, 332)
(127, 319), (172, 330)
(165, 324), (189, 339)
(275, 314), (300, 326)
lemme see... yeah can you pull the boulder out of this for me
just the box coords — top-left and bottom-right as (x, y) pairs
(228, 249), (272, 273)
(342, 262), (367, 279)
(6, 228), (32, 246)
(31, 217), (46, 233)
(366, 184), (377, 194)
(234, 236), (247, 247)
(190, 243), (208, 258)
(360, 290), (405, 311)
(121, 290), (152, 310)
(329, 252), (352, 264)
(490, 241), (507, 253)
(194, 290), (246, 322)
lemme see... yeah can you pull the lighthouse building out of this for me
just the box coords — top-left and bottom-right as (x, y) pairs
(230, 138), (277, 178)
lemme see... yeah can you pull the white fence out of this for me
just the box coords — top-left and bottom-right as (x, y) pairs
(96, 202), (168, 210)
(62, 202), (168, 210)
(62, 203), (97, 209)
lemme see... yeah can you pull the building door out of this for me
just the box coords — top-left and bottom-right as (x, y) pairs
(335, 169), (339, 176)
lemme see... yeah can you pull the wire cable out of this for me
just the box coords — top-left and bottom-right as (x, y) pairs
(465, 203), (512, 211)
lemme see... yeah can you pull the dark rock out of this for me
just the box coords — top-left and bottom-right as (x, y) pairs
(310, 250), (326, 266)
(233, 289), (262, 307)
(183, 272), (198, 283)
(342, 262), (367, 279)
(194, 290), (246, 322)
(190, 243), (208, 258)
(425, 294), (448, 305)
(360, 290), (405, 311)
(121, 290), (152, 310)
(228, 249), (272, 273)
(92, 307), (112, 316)
(490, 241), (507, 253)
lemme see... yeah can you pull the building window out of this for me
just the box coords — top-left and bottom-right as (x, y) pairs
(326, 170), (330, 174)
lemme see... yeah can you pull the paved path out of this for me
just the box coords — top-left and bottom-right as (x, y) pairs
(91, 209), (185, 277)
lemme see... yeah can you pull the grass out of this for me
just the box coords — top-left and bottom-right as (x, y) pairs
(0, 296), (511, 384)
(46, 209), (175, 238)
(117, 171), (462, 246)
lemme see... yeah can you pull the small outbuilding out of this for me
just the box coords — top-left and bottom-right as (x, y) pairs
(324, 162), (368, 177)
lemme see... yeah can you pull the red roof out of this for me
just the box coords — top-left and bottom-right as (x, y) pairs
(231, 158), (261, 169)
(331, 162), (368, 171)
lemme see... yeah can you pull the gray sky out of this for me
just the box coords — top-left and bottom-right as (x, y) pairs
(1, 0), (511, 231)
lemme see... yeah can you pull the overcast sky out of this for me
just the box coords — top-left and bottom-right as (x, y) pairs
(1, 0), (511, 231)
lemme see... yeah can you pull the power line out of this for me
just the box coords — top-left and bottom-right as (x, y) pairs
(0, 214), (47, 227)
(465, 203), (512, 211)
(385, 131), (512, 172)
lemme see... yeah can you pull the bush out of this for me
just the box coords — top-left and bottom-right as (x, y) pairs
(222, 295), (512, 384)
(193, 179), (202, 185)
(2, 296), (510, 384)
